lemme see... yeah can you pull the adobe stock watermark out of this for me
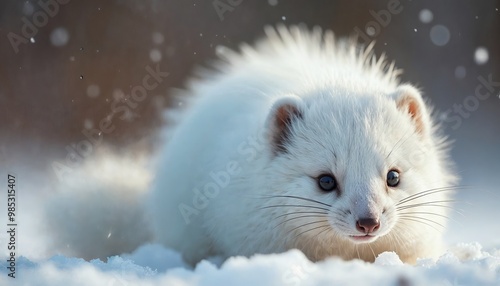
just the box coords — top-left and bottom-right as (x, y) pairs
(212, 0), (243, 21)
(178, 161), (242, 224)
(106, 265), (131, 286)
(7, 0), (70, 54)
(6, 174), (18, 279)
(282, 260), (316, 286)
(443, 74), (500, 130)
(178, 128), (269, 224)
(51, 64), (169, 181)
(353, 0), (403, 45)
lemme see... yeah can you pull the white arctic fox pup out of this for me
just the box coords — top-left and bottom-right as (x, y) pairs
(148, 25), (457, 265)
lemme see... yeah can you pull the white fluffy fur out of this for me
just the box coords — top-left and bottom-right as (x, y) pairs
(45, 25), (456, 265)
(148, 25), (457, 265)
(45, 148), (153, 260)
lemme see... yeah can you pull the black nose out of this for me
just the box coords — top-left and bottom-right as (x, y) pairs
(356, 218), (380, 233)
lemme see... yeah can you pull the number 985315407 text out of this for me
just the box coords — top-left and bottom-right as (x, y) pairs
(6, 174), (17, 279)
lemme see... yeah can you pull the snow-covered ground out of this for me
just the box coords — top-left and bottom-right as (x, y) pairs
(0, 243), (499, 285)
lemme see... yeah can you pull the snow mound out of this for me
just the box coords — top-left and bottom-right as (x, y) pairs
(1, 243), (499, 286)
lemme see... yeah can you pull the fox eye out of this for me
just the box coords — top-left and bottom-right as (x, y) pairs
(387, 170), (400, 187)
(317, 174), (337, 192)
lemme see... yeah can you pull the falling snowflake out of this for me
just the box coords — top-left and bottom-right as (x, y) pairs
(454, 66), (466, 79)
(430, 25), (450, 46)
(149, 49), (162, 62)
(474, 47), (489, 65)
(83, 119), (93, 129)
(50, 27), (70, 47)
(419, 9), (433, 23)
(87, 84), (100, 98)
(152, 32), (164, 44)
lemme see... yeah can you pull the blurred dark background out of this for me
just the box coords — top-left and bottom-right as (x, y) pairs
(0, 0), (499, 244)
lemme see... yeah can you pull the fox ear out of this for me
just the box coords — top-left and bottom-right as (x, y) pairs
(266, 96), (304, 155)
(393, 85), (431, 137)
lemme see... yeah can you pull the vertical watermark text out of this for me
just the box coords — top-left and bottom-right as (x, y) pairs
(6, 174), (17, 279)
